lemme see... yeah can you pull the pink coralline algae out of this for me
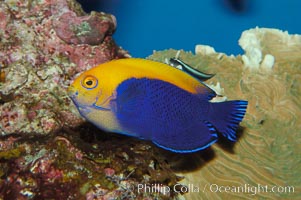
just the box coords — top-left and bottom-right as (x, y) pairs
(53, 11), (116, 45)
(0, 129), (181, 199)
(0, 0), (128, 136)
(0, 0), (183, 199)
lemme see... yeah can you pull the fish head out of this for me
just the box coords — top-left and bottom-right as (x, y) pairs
(68, 66), (121, 132)
(68, 71), (102, 112)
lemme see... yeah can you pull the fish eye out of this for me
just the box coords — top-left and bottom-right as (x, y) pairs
(81, 75), (98, 89)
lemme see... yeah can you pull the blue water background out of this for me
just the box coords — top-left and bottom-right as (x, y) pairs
(79, 0), (301, 57)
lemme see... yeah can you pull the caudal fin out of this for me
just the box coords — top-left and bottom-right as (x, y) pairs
(208, 100), (248, 141)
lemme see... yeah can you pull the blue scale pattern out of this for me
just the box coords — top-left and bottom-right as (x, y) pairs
(109, 78), (248, 152)
(113, 78), (218, 153)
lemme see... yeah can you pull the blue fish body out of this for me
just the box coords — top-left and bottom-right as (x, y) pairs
(68, 58), (248, 153)
(111, 78), (247, 153)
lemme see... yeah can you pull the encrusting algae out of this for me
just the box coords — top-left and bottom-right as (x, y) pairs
(0, 0), (300, 198)
(0, 0), (128, 136)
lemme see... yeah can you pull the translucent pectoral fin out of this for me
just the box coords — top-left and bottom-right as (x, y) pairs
(92, 92), (117, 111)
(77, 105), (92, 116)
(92, 102), (111, 111)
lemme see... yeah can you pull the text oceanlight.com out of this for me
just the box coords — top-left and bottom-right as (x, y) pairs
(208, 184), (294, 195)
(136, 183), (295, 196)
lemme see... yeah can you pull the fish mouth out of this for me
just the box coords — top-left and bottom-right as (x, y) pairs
(67, 89), (90, 115)
(67, 86), (80, 107)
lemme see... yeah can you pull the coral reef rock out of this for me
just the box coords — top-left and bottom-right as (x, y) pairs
(0, 0), (128, 136)
(0, 0), (184, 199)
(148, 27), (301, 199)
(0, 128), (181, 199)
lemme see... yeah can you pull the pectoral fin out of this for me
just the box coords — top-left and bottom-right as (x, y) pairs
(92, 90), (116, 111)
